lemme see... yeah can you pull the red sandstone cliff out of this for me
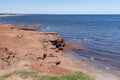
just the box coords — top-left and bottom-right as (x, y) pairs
(0, 24), (85, 75)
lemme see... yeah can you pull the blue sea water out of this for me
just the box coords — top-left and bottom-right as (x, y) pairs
(0, 14), (120, 71)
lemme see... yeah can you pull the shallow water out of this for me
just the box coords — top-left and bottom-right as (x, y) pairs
(0, 14), (120, 71)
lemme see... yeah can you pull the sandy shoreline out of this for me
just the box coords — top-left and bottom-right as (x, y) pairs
(65, 52), (120, 80)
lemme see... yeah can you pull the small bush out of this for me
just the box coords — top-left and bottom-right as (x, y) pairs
(23, 64), (29, 67)
(0, 47), (8, 51)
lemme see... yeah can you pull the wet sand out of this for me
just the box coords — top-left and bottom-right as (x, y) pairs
(65, 52), (120, 80)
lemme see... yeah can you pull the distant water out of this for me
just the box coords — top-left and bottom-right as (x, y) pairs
(0, 14), (120, 71)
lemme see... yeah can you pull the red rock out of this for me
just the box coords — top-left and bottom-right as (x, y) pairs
(65, 41), (85, 51)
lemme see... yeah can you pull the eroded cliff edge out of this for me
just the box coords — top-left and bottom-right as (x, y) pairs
(0, 24), (85, 75)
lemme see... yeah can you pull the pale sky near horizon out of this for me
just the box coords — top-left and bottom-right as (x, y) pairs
(0, 0), (120, 14)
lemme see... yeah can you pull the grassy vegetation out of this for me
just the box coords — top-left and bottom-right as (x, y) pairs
(0, 71), (15, 80)
(0, 71), (93, 80)
(42, 72), (93, 80)
(0, 71), (38, 80)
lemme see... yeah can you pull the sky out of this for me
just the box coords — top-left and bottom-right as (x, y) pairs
(0, 0), (120, 14)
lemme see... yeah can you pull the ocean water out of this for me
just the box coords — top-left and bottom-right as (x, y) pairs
(0, 14), (120, 71)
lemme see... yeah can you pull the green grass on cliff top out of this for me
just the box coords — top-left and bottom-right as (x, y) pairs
(0, 71), (93, 80)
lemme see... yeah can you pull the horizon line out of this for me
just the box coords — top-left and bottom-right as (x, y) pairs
(1, 13), (120, 15)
